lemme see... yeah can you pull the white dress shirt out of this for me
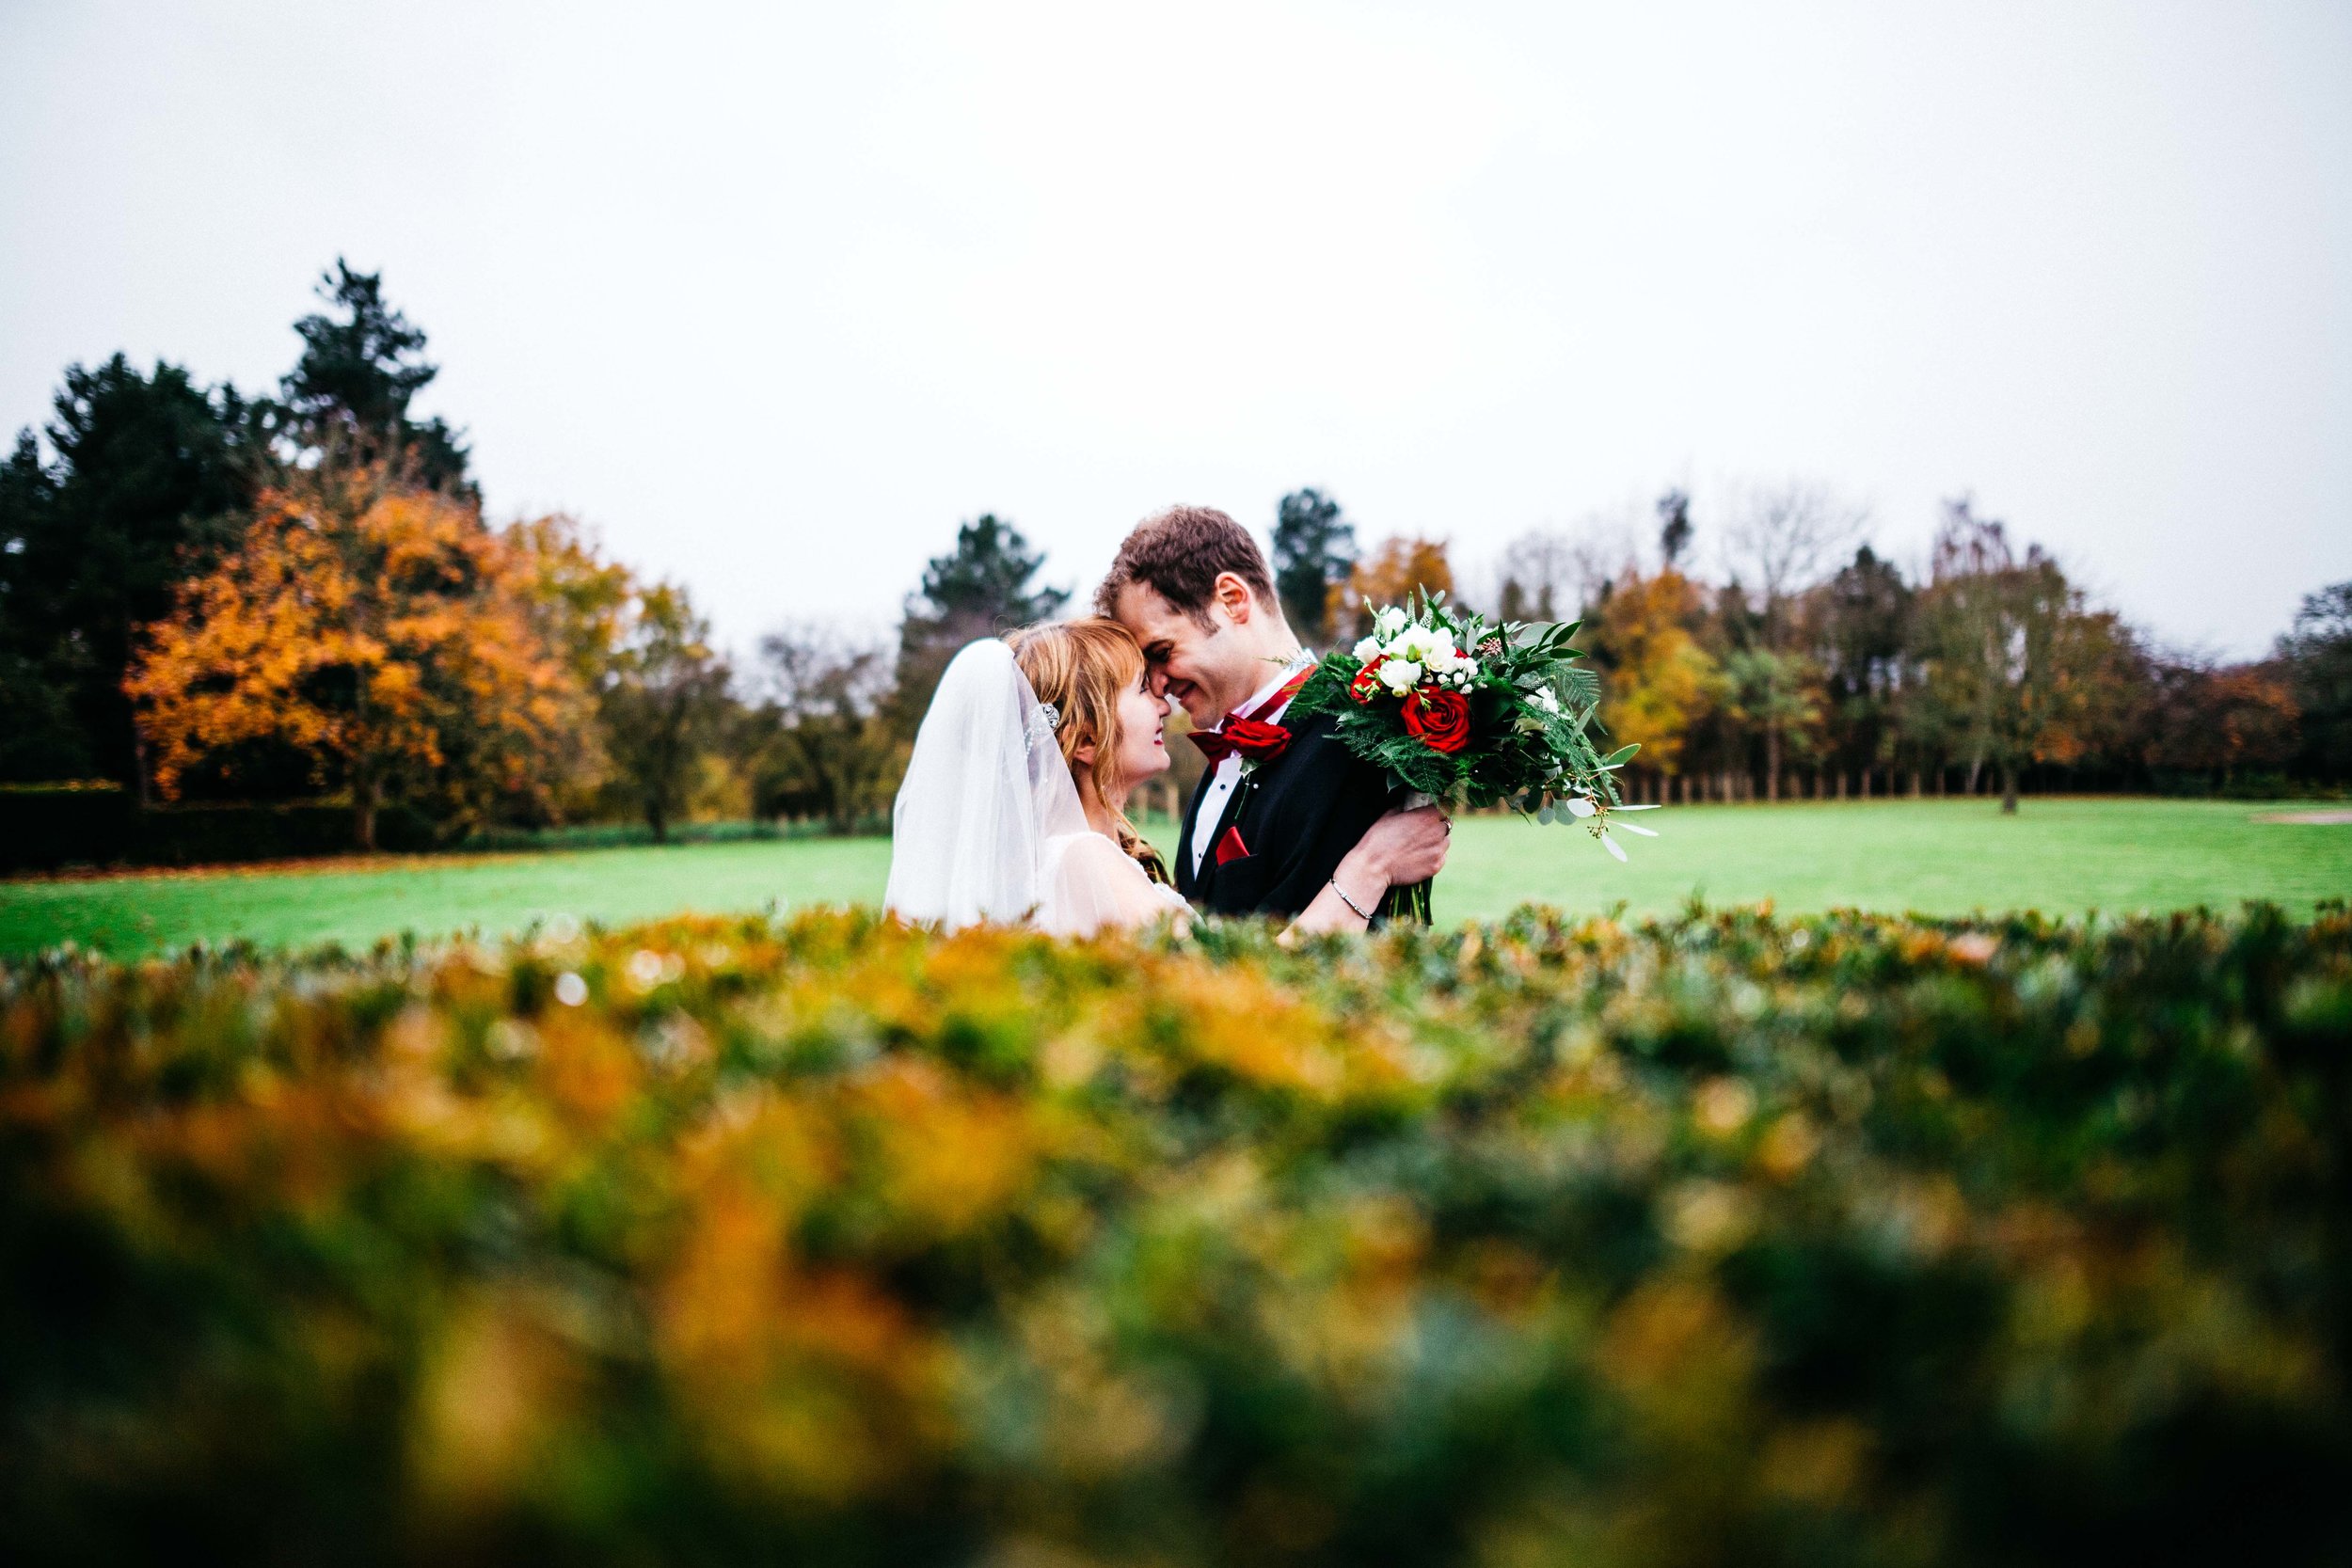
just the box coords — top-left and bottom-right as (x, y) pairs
(1188, 657), (1312, 879)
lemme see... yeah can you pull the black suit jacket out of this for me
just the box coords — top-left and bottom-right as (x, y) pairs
(1175, 705), (1397, 919)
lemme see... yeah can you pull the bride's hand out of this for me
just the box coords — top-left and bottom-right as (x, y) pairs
(1342, 804), (1452, 891)
(1287, 805), (1453, 937)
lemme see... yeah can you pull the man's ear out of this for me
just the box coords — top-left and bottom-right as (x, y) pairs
(1213, 572), (1255, 623)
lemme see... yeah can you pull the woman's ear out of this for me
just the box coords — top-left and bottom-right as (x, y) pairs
(1072, 734), (1099, 767)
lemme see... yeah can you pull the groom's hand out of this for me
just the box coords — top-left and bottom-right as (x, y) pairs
(1344, 805), (1452, 891)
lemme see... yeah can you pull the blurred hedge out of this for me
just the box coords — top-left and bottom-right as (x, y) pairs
(0, 786), (434, 872)
(1, 906), (2347, 1564)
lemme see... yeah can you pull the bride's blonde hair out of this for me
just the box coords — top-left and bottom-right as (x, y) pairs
(1007, 618), (1171, 886)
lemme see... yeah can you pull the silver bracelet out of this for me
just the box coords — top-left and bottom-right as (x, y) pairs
(1329, 877), (1376, 922)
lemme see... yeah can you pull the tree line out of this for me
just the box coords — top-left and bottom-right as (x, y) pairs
(5, 263), (2346, 856)
(0, 263), (1080, 850)
(1275, 484), (2350, 813)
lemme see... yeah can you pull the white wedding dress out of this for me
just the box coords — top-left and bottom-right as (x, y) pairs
(884, 639), (1191, 936)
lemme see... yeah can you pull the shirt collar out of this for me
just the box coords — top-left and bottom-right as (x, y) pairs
(1223, 653), (1313, 729)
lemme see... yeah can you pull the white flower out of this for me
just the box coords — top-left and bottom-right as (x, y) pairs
(1529, 688), (1562, 715)
(1374, 606), (1407, 638)
(1412, 634), (1474, 681)
(1388, 625), (1445, 664)
(1353, 636), (1381, 662)
(1378, 658), (1422, 694)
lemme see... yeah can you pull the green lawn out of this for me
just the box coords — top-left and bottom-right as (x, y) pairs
(4, 797), (2345, 957)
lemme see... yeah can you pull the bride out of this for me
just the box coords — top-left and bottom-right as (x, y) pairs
(884, 618), (1443, 936)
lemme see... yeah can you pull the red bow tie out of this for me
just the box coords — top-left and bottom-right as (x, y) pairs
(1189, 667), (1311, 767)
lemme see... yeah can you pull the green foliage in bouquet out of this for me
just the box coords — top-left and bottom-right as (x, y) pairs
(1291, 591), (1649, 855)
(2, 903), (2349, 1564)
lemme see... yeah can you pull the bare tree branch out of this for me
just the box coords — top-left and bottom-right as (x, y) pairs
(1724, 479), (1871, 607)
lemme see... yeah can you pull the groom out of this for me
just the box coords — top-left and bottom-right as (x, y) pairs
(1100, 505), (1445, 921)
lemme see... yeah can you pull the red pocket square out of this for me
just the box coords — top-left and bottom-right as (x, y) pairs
(1214, 825), (1250, 866)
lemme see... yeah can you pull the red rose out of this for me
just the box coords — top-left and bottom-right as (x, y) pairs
(1402, 688), (1471, 753)
(1218, 716), (1293, 763)
(1349, 658), (1385, 703)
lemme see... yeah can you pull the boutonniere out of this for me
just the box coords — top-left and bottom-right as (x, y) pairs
(1231, 740), (1278, 815)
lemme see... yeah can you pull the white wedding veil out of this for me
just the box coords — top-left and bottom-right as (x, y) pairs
(883, 638), (1094, 930)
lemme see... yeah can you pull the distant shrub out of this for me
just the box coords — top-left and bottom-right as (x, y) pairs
(0, 793), (893, 873)
(0, 782), (132, 870)
(2149, 768), (2349, 802)
(0, 791), (438, 873)
(1, 906), (2346, 1564)
(458, 814), (888, 854)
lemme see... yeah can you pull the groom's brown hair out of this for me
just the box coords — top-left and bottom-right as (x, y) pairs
(1094, 505), (1278, 626)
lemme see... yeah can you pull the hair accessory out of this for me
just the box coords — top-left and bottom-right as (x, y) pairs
(1037, 702), (1063, 732)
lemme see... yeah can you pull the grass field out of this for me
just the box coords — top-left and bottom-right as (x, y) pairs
(3, 796), (2345, 957)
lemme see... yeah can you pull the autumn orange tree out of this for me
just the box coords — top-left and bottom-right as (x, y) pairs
(126, 463), (585, 848)
(1334, 536), (1455, 640)
(1581, 566), (1720, 789)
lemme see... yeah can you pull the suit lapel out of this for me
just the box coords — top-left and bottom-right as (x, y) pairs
(1212, 712), (1325, 865)
(1177, 768), (1214, 897)
(1181, 760), (1259, 900)
(1198, 768), (1252, 881)
(1181, 690), (1327, 901)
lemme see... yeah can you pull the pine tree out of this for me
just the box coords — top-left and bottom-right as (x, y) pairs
(890, 515), (1067, 735)
(278, 260), (473, 498)
(1271, 488), (1355, 643)
(1814, 545), (1913, 784)
(1657, 488), (1693, 569)
(2278, 582), (2352, 783)
(0, 356), (252, 789)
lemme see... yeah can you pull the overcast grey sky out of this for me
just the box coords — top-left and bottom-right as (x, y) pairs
(4, 0), (2346, 657)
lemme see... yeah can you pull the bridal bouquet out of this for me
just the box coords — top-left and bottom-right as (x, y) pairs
(1291, 592), (1656, 909)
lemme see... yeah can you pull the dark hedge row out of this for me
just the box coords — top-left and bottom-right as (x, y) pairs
(0, 786), (437, 872)
(1, 904), (2347, 1565)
